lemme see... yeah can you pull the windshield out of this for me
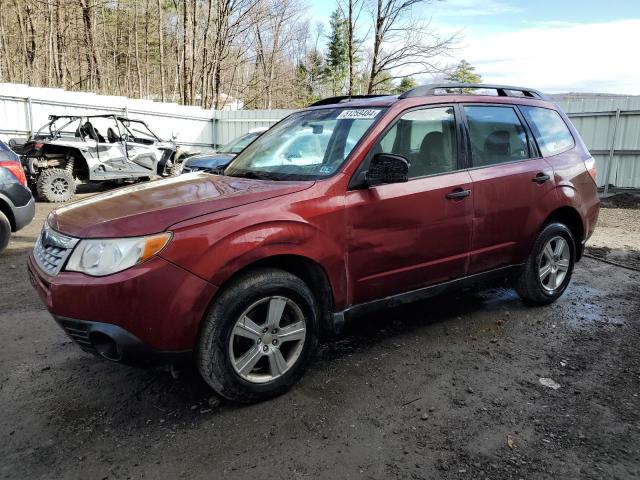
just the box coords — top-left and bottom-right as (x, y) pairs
(219, 132), (260, 154)
(225, 107), (385, 180)
(119, 120), (159, 142)
(43, 117), (81, 138)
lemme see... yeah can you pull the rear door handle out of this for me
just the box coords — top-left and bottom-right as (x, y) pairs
(446, 189), (471, 200)
(532, 173), (551, 183)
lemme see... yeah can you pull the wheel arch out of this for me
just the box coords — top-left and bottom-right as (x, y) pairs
(543, 206), (585, 260)
(208, 254), (336, 334)
(66, 147), (89, 180)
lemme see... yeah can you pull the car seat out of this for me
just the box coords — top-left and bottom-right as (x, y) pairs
(83, 121), (105, 143)
(107, 127), (120, 143)
(413, 131), (448, 176)
(483, 130), (511, 165)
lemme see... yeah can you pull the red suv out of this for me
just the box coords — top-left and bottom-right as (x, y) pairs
(28, 84), (599, 402)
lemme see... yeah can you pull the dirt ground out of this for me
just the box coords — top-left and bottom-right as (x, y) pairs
(1, 191), (639, 480)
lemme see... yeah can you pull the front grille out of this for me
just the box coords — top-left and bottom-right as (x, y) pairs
(57, 318), (96, 353)
(33, 224), (79, 276)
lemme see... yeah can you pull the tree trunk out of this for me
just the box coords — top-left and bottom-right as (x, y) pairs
(190, 0), (197, 105)
(157, 0), (166, 101)
(200, 0), (213, 107)
(133, 1), (143, 98)
(78, 0), (101, 91)
(367, 0), (383, 94)
(182, 0), (189, 104)
(347, 0), (354, 96)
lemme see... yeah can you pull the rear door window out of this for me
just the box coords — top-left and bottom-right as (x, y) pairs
(464, 105), (530, 167)
(520, 106), (574, 156)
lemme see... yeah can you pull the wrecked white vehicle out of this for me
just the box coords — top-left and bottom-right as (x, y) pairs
(12, 115), (177, 202)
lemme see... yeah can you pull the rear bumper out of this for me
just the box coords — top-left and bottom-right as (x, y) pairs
(13, 195), (35, 231)
(54, 315), (191, 366)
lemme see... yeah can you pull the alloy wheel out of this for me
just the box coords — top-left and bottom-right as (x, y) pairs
(51, 177), (69, 195)
(228, 296), (306, 384)
(538, 235), (570, 292)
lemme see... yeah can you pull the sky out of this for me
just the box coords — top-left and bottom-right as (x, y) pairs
(308, 0), (640, 94)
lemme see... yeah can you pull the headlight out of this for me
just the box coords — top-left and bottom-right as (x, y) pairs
(66, 232), (171, 276)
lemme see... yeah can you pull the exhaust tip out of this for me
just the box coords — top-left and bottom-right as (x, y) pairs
(91, 332), (123, 362)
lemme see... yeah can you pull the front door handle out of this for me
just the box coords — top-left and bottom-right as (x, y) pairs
(446, 189), (471, 200)
(532, 173), (551, 183)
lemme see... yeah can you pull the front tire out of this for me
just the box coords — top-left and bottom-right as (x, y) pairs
(37, 168), (76, 203)
(197, 268), (319, 403)
(513, 222), (575, 305)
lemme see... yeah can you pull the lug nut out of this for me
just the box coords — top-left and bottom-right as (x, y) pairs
(271, 329), (278, 334)
(263, 327), (268, 333)
(272, 339), (278, 346)
(263, 345), (269, 352)
(257, 338), (262, 344)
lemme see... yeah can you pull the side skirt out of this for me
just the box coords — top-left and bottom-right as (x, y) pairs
(332, 264), (523, 333)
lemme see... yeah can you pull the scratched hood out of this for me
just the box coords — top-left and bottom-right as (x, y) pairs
(49, 173), (313, 238)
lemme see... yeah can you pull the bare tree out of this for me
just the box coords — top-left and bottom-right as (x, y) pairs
(157, 0), (166, 101)
(367, 0), (457, 93)
(78, 0), (101, 91)
(0, 0), (456, 108)
(338, 0), (366, 95)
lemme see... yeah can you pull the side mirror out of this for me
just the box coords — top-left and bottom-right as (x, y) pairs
(366, 153), (409, 186)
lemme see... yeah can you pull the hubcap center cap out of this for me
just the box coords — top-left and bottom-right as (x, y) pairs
(262, 332), (274, 346)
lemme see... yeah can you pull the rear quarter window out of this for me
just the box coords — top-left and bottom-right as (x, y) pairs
(520, 106), (574, 156)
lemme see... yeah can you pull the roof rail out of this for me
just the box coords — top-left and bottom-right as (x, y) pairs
(398, 83), (546, 100)
(308, 94), (388, 107)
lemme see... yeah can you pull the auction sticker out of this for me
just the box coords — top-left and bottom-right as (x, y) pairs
(337, 109), (381, 120)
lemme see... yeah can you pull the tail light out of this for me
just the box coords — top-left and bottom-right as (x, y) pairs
(0, 160), (28, 186)
(584, 157), (597, 184)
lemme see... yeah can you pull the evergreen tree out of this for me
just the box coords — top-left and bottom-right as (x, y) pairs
(393, 77), (417, 94)
(295, 49), (326, 106)
(446, 60), (481, 84)
(373, 71), (395, 94)
(325, 9), (348, 95)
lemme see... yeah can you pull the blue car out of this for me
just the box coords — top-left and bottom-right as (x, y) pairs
(181, 128), (267, 174)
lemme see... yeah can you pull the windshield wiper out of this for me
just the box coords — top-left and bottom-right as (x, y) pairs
(228, 170), (280, 181)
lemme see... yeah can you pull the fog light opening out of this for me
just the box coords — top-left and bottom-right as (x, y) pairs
(91, 332), (123, 361)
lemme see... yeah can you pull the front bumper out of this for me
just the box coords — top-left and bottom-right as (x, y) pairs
(54, 315), (191, 366)
(13, 197), (36, 231)
(27, 254), (218, 355)
(13, 195), (35, 231)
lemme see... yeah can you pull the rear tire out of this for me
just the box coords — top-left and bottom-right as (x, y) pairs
(0, 210), (11, 254)
(513, 222), (575, 305)
(197, 268), (319, 403)
(37, 168), (76, 203)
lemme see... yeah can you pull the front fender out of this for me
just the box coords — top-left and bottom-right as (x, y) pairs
(161, 217), (348, 308)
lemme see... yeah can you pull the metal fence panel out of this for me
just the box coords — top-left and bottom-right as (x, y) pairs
(557, 96), (640, 191)
(214, 109), (295, 146)
(0, 83), (215, 148)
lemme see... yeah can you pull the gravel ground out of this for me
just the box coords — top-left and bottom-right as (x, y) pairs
(586, 207), (640, 270)
(1, 192), (639, 480)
